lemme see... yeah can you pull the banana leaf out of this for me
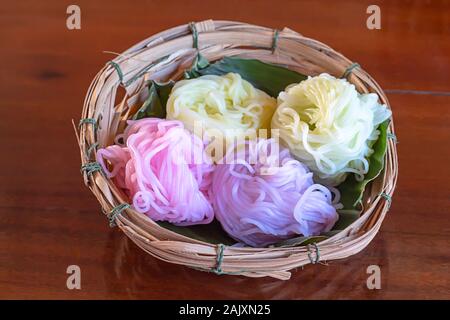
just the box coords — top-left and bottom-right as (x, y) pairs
(273, 235), (328, 248)
(183, 53), (210, 79)
(185, 55), (307, 97)
(338, 120), (390, 211)
(157, 220), (236, 245)
(133, 80), (174, 120)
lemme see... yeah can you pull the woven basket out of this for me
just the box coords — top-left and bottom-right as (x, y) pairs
(76, 20), (398, 280)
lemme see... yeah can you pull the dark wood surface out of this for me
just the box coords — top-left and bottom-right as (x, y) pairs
(0, 0), (449, 299)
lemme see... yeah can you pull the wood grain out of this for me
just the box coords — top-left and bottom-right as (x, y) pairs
(0, 0), (449, 299)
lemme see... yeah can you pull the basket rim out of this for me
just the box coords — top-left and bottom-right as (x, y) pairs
(76, 19), (398, 280)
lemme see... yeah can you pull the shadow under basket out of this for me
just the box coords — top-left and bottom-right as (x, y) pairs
(76, 20), (398, 280)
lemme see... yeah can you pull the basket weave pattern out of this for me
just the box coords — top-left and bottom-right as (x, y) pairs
(77, 20), (398, 280)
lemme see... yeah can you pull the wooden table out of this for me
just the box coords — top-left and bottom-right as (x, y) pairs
(0, 0), (449, 299)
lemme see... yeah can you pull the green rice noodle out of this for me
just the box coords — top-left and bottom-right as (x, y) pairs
(166, 72), (276, 141)
(271, 73), (391, 186)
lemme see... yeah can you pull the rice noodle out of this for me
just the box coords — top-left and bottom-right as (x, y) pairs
(271, 73), (392, 186)
(96, 118), (215, 226)
(210, 138), (340, 247)
(166, 72), (276, 141)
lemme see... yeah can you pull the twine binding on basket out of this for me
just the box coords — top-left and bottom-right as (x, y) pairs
(108, 61), (124, 84)
(387, 132), (398, 143)
(86, 142), (99, 159)
(80, 162), (103, 177)
(213, 244), (225, 274)
(194, 244), (249, 276)
(189, 22), (199, 49)
(307, 243), (321, 264)
(108, 203), (131, 227)
(79, 118), (97, 130)
(341, 62), (360, 79)
(380, 193), (392, 209)
(271, 29), (280, 53)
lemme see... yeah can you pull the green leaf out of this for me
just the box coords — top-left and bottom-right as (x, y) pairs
(332, 209), (361, 230)
(273, 235), (328, 248)
(133, 81), (174, 120)
(157, 220), (236, 245)
(184, 53), (210, 79)
(337, 120), (390, 212)
(185, 56), (307, 97)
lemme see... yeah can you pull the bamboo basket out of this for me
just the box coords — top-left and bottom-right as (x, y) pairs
(76, 20), (398, 280)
